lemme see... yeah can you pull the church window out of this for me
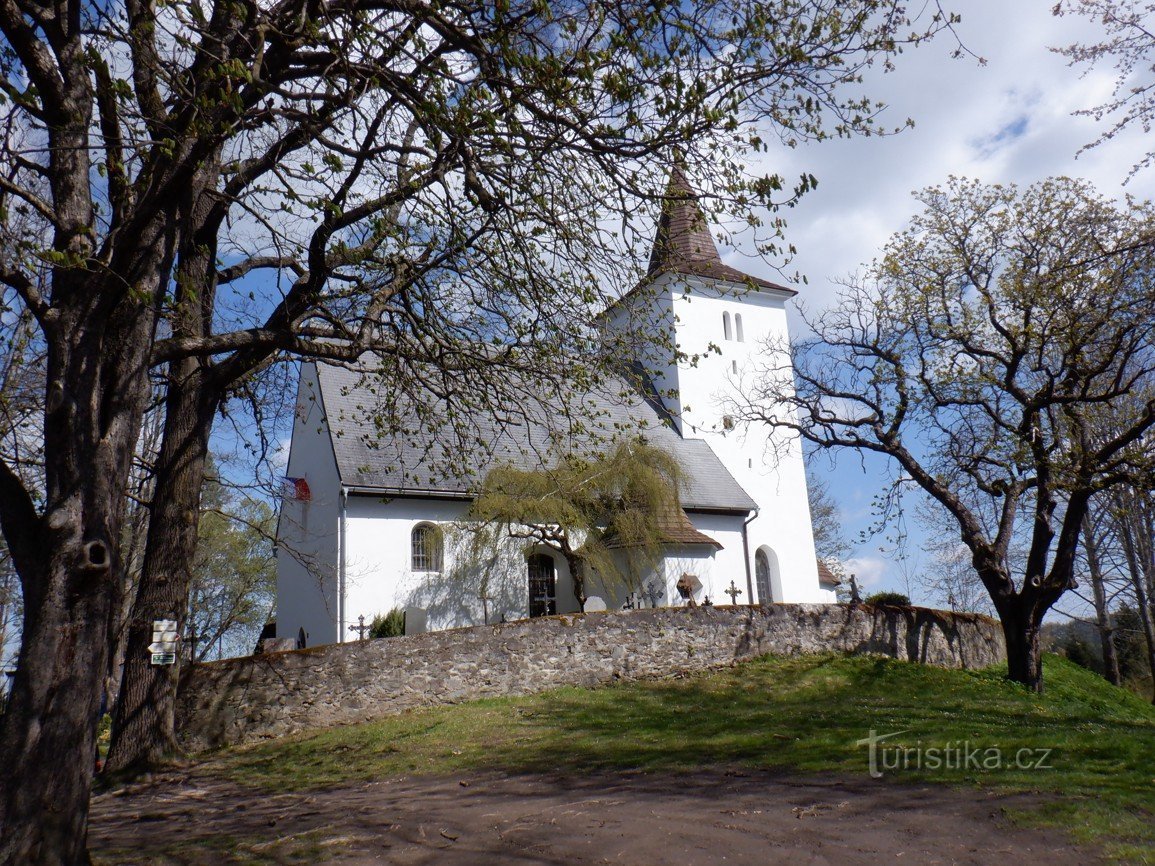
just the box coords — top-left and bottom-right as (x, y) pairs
(411, 523), (443, 572)
(723, 311), (732, 340)
(755, 549), (772, 603)
(735, 313), (744, 342)
(731, 360), (738, 374)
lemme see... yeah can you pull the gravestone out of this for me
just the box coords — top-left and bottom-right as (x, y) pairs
(583, 596), (607, 612)
(403, 608), (428, 635)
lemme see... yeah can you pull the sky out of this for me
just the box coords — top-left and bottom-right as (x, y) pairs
(715, 1), (1155, 602)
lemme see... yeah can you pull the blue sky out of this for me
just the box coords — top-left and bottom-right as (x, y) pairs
(717, 1), (1155, 606)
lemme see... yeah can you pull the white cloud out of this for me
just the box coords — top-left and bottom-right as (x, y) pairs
(842, 556), (889, 590)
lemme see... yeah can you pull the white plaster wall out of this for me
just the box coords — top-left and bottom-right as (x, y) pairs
(276, 362), (341, 647)
(668, 278), (824, 603)
(342, 496), (583, 634)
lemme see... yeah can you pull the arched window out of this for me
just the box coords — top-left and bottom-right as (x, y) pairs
(411, 523), (443, 572)
(723, 311), (732, 341)
(755, 549), (773, 604)
(735, 313), (744, 342)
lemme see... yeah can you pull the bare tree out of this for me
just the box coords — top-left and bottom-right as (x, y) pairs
(740, 176), (1155, 691)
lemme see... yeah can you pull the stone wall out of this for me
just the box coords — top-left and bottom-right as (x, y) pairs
(176, 603), (1005, 753)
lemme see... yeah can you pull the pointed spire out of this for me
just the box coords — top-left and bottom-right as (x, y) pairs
(645, 164), (794, 294)
(647, 164), (722, 276)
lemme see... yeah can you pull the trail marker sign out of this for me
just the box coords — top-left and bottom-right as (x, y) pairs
(149, 619), (179, 665)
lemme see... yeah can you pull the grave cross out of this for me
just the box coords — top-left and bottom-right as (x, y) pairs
(348, 614), (370, 641)
(724, 580), (743, 604)
(849, 573), (862, 605)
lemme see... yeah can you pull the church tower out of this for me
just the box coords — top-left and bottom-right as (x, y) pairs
(603, 167), (827, 603)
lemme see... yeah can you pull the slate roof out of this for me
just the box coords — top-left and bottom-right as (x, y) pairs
(315, 360), (757, 513)
(645, 165), (796, 295)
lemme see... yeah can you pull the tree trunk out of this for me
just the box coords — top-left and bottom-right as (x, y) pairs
(0, 548), (117, 865)
(564, 551), (587, 611)
(104, 375), (216, 774)
(0, 287), (166, 863)
(106, 166), (223, 775)
(1002, 618), (1044, 691)
(1083, 518), (1121, 686)
(1116, 510), (1155, 703)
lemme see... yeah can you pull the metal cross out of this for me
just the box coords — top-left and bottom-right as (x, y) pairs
(348, 614), (370, 640)
(724, 580), (743, 604)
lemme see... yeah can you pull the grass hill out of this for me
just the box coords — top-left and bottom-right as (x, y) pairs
(190, 653), (1155, 862)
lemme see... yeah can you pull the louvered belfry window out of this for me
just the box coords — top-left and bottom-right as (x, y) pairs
(411, 523), (443, 572)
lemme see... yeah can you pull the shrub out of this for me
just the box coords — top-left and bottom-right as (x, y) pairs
(864, 591), (911, 607)
(369, 607), (405, 639)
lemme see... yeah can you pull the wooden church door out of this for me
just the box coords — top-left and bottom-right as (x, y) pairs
(527, 553), (557, 617)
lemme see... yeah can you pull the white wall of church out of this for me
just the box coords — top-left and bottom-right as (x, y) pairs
(601, 274), (824, 603)
(276, 362), (341, 648)
(342, 496), (584, 634)
(665, 275), (824, 603)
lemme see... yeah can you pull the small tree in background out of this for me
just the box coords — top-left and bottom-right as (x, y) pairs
(369, 608), (406, 640)
(186, 482), (276, 662)
(807, 471), (852, 583)
(468, 442), (684, 608)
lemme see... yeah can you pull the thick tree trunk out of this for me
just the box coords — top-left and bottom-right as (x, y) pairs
(1000, 608), (1045, 692)
(106, 167), (222, 775)
(0, 546), (118, 866)
(104, 376), (216, 774)
(0, 298), (164, 863)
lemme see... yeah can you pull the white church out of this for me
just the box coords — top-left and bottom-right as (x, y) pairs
(276, 169), (837, 647)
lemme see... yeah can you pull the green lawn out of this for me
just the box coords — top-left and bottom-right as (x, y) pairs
(209, 653), (1155, 862)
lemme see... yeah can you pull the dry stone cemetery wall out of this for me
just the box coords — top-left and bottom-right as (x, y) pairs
(176, 603), (1005, 752)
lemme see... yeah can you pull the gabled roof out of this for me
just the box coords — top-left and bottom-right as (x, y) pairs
(315, 360), (757, 513)
(644, 165), (796, 295)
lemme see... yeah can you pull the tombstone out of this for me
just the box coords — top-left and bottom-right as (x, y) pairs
(403, 607), (428, 635)
(676, 573), (702, 606)
(253, 621), (277, 655)
(260, 637), (297, 654)
(584, 596), (607, 612)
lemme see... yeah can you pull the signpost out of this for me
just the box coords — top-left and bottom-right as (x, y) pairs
(149, 619), (179, 665)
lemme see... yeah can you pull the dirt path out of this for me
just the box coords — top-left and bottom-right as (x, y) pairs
(89, 766), (1099, 864)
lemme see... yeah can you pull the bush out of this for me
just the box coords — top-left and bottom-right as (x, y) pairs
(864, 591), (911, 607)
(1059, 632), (1102, 674)
(369, 607), (405, 639)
